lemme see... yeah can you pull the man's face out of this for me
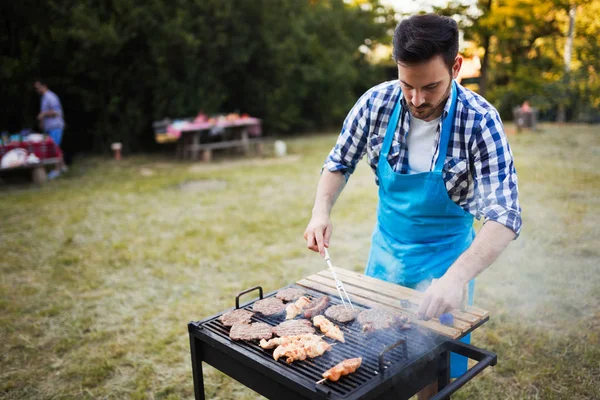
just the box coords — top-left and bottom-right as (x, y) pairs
(34, 82), (46, 95)
(397, 55), (462, 121)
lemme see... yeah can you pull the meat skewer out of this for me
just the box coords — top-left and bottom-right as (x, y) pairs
(313, 315), (345, 342)
(317, 358), (362, 384)
(285, 296), (311, 319)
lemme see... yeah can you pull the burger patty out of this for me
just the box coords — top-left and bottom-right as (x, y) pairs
(275, 287), (306, 302)
(357, 308), (411, 332)
(229, 322), (273, 341)
(303, 296), (330, 318)
(325, 304), (359, 323)
(252, 297), (286, 316)
(272, 319), (316, 336)
(219, 309), (254, 327)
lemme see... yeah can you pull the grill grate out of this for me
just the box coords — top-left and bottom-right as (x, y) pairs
(201, 286), (444, 399)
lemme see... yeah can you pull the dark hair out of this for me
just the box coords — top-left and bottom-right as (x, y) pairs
(34, 78), (47, 86)
(392, 14), (459, 71)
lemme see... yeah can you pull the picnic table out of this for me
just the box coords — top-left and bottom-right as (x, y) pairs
(154, 114), (265, 161)
(0, 137), (63, 184)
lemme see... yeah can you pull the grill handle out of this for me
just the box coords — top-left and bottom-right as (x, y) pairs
(430, 340), (497, 400)
(378, 338), (407, 375)
(235, 286), (263, 309)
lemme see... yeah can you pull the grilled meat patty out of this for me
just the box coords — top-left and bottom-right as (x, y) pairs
(219, 309), (254, 327)
(252, 297), (286, 316)
(325, 304), (359, 323)
(272, 319), (316, 336)
(357, 308), (411, 332)
(229, 322), (273, 341)
(303, 296), (330, 318)
(275, 287), (306, 302)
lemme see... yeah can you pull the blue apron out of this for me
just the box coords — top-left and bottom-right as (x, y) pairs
(365, 81), (475, 378)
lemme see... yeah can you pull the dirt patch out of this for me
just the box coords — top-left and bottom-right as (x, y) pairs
(139, 168), (155, 177)
(178, 179), (227, 192)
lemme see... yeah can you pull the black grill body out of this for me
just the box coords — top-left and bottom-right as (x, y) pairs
(189, 286), (496, 400)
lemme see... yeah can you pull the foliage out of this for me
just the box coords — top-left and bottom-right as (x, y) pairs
(434, 0), (600, 122)
(0, 0), (395, 152)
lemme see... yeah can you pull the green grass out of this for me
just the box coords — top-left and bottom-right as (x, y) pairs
(1, 124), (599, 399)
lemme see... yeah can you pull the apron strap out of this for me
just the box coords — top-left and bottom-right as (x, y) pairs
(380, 87), (403, 160)
(433, 80), (458, 173)
(382, 80), (459, 170)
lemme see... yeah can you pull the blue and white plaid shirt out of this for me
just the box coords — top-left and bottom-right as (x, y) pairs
(324, 80), (522, 236)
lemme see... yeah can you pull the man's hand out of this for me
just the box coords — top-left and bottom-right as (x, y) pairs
(37, 112), (45, 120)
(303, 213), (332, 257)
(418, 275), (464, 320)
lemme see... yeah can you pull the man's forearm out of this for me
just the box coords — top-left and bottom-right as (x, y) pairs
(445, 220), (516, 285)
(312, 170), (346, 216)
(41, 110), (58, 118)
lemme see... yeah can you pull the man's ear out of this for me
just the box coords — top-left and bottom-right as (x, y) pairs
(452, 56), (463, 80)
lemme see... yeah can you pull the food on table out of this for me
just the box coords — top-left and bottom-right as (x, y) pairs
(312, 315), (345, 343)
(357, 308), (411, 332)
(325, 304), (360, 323)
(272, 336), (332, 363)
(252, 297), (286, 316)
(229, 322), (273, 341)
(285, 296), (311, 319)
(320, 358), (362, 382)
(276, 287), (307, 302)
(272, 319), (316, 336)
(303, 296), (330, 318)
(219, 309), (254, 327)
(259, 334), (322, 349)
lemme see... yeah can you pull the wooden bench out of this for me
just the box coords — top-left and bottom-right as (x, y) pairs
(0, 158), (61, 184)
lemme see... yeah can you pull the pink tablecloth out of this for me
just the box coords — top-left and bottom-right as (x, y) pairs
(0, 138), (63, 161)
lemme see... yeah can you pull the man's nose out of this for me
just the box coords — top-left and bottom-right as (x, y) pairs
(412, 90), (426, 107)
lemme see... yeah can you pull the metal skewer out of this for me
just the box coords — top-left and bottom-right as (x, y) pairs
(323, 248), (354, 309)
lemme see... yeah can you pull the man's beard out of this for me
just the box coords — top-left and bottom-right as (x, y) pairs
(408, 82), (452, 121)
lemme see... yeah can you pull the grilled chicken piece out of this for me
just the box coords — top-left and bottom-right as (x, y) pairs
(322, 358), (362, 382)
(285, 296), (311, 320)
(273, 342), (307, 363)
(259, 334), (321, 349)
(304, 340), (332, 359)
(271, 336), (331, 363)
(313, 315), (345, 343)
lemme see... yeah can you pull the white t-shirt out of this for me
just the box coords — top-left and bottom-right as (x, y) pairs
(406, 116), (440, 173)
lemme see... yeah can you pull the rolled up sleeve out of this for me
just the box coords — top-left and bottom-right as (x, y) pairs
(472, 111), (522, 237)
(323, 91), (371, 181)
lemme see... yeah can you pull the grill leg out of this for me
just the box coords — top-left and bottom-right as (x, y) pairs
(437, 350), (451, 399)
(189, 335), (205, 400)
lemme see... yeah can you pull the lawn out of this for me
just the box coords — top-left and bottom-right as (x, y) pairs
(1, 123), (599, 400)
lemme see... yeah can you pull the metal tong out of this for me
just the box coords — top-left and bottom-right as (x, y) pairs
(323, 248), (354, 309)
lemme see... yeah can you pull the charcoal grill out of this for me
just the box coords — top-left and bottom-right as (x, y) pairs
(189, 284), (496, 400)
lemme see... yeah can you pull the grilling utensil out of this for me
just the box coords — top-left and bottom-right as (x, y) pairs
(323, 248), (354, 309)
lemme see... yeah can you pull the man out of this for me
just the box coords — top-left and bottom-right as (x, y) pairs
(303, 14), (521, 382)
(34, 79), (66, 178)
